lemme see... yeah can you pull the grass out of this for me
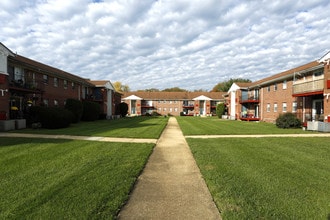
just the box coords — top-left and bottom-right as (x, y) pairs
(12, 116), (168, 139)
(177, 116), (311, 135)
(186, 137), (330, 219)
(0, 137), (154, 219)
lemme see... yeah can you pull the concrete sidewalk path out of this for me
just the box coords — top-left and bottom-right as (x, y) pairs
(117, 117), (221, 220)
(0, 132), (157, 143)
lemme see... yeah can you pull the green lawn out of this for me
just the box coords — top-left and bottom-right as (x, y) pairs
(177, 116), (311, 135)
(12, 116), (168, 139)
(0, 137), (154, 219)
(186, 137), (330, 219)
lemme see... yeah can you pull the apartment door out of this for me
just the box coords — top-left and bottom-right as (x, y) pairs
(131, 100), (136, 114)
(199, 100), (205, 115)
(312, 99), (323, 121)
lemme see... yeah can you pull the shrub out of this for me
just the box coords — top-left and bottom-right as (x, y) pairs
(216, 103), (225, 118)
(118, 102), (128, 117)
(29, 106), (72, 129)
(65, 98), (83, 123)
(82, 101), (101, 121)
(276, 112), (301, 128)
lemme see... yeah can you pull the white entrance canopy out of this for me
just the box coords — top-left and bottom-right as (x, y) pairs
(123, 95), (142, 100)
(192, 95), (212, 101)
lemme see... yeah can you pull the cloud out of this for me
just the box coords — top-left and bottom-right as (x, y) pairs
(1, 0), (330, 91)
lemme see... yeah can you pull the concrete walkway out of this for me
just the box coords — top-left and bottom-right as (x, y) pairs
(117, 117), (221, 220)
(0, 133), (157, 143)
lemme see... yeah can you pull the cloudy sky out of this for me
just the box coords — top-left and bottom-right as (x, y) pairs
(1, 0), (330, 91)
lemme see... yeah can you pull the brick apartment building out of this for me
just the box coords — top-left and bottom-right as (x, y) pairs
(226, 51), (330, 128)
(0, 42), (120, 129)
(122, 91), (226, 116)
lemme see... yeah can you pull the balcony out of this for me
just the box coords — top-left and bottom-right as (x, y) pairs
(293, 79), (324, 96)
(182, 104), (194, 108)
(141, 101), (154, 108)
(9, 80), (45, 93)
(240, 95), (260, 104)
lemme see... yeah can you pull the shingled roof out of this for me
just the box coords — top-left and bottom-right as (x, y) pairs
(122, 91), (226, 100)
(9, 54), (94, 86)
(250, 61), (322, 88)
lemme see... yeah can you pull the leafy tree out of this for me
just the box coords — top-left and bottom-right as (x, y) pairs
(138, 88), (160, 92)
(162, 87), (187, 92)
(216, 103), (225, 118)
(211, 78), (252, 92)
(193, 89), (208, 92)
(113, 81), (130, 92)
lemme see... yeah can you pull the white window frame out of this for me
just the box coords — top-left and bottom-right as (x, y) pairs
(292, 102), (297, 113)
(282, 102), (287, 112)
(283, 80), (287, 89)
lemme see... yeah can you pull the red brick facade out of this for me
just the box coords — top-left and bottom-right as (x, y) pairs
(227, 59), (330, 124)
(0, 43), (119, 122)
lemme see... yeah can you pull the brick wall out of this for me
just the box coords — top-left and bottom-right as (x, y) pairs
(261, 79), (296, 123)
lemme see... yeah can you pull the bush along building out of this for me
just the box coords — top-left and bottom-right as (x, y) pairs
(0, 42), (121, 131)
(122, 91), (226, 116)
(226, 51), (330, 132)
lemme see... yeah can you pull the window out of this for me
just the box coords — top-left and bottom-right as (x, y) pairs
(274, 83), (277, 91)
(54, 99), (58, 106)
(169, 100), (172, 104)
(314, 70), (323, 77)
(43, 74), (48, 84)
(71, 82), (75, 89)
(158, 107), (162, 112)
(267, 103), (270, 112)
(274, 103), (278, 112)
(54, 77), (58, 87)
(64, 80), (68, 89)
(169, 108), (172, 112)
(174, 107), (178, 112)
(163, 100), (166, 103)
(292, 102), (297, 112)
(267, 86), (270, 92)
(163, 108), (167, 111)
(282, 102), (287, 112)
(283, 80), (287, 89)
(43, 99), (49, 107)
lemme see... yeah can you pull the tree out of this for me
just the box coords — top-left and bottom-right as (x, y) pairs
(113, 81), (130, 92)
(138, 88), (160, 92)
(162, 87), (187, 92)
(216, 103), (225, 118)
(211, 78), (252, 92)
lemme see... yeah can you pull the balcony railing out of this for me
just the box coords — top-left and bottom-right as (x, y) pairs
(293, 79), (324, 95)
(240, 95), (260, 103)
(9, 80), (45, 93)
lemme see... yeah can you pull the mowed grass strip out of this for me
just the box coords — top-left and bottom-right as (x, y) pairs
(177, 116), (310, 135)
(187, 137), (330, 219)
(0, 137), (154, 219)
(12, 116), (168, 139)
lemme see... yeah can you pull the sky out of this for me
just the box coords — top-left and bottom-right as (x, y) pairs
(1, 0), (330, 91)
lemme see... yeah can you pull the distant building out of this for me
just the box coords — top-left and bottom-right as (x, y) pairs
(122, 91), (226, 116)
